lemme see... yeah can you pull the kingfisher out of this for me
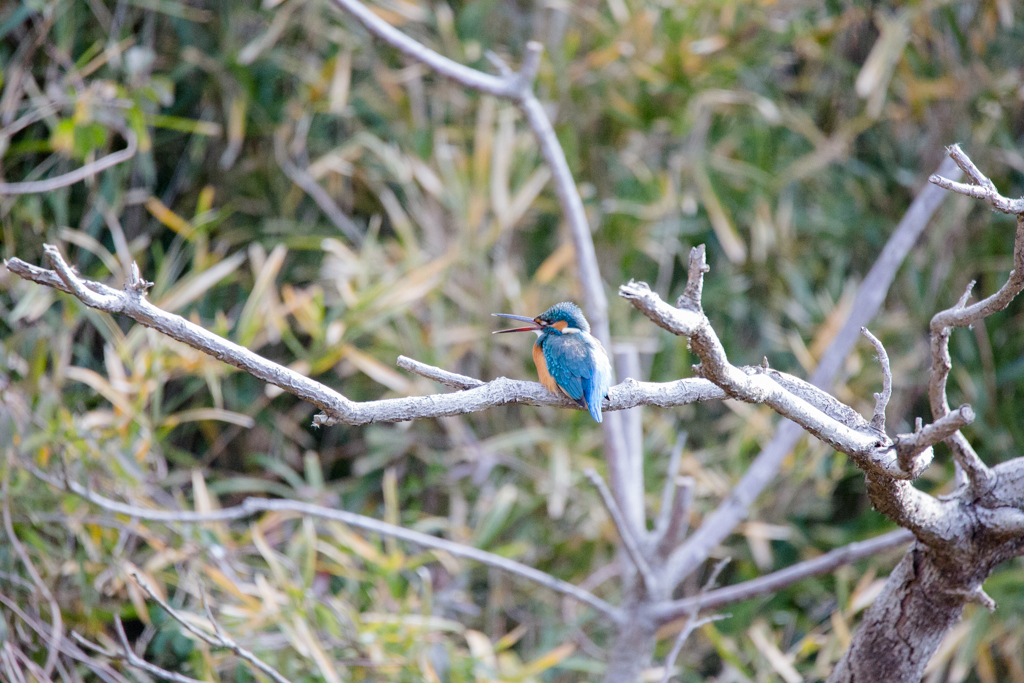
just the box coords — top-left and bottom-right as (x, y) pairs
(493, 302), (612, 423)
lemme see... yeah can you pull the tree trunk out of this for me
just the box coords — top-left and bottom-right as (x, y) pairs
(828, 546), (970, 683)
(603, 609), (658, 683)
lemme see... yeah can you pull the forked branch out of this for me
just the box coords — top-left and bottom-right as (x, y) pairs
(927, 145), (1024, 494)
(4, 248), (727, 428)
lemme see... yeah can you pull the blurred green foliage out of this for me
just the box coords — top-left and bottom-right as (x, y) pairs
(0, 0), (1023, 680)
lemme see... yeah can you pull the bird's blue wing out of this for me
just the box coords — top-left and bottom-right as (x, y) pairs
(582, 345), (611, 423)
(542, 334), (610, 422)
(541, 334), (590, 404)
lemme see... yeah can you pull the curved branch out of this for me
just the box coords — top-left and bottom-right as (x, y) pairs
(620, 277), (906, 477)
(30, 464), (621, 620)
(327, 0), (514, 97)
(650, 529), (914, 624)
(5, 249), (723, 427)
(928, 145), (1023, 493)
(860, 327), (891, 433)
(0, 130), (137, 195)
(654, 161), (959, 591)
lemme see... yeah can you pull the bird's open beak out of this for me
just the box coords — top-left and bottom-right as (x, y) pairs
(492, 313), (543, 334)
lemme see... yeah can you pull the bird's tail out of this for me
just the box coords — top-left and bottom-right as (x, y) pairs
(584, 382), (604, 423)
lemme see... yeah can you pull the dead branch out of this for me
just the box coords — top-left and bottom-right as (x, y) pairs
(28, 463), (621, 619)
(585, 468), (658, 597)
(4, 248), (724, 427)
(651, 157), (959, 593)
(0, 130), (137, 195)
(128, 574), (293, 683)
(860, 328), (891, 433)
(651, 529), (914, 623)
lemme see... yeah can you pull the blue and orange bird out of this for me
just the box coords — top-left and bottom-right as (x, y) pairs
(493, 302), (612, 422)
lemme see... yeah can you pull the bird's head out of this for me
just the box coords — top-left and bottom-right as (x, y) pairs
(492, 301), (590, 336)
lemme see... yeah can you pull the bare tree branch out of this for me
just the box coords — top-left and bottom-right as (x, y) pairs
(622, 248), (968, 585)
(4, 248), (724, 427)
(927, 146), (1023, 494)
(894, 404), (974, 476)
(274, 126), (363, 245)
(2, 452), (62, 679)
(620, 276), (915, 478)
(661, 156), (962, 591)
(657, 559), (729, 683)
(326, 0), (515, 97)
(585, 468), (658, 597)
(29, 463), (621, 619)
(128, 574), (294, 683)
(0, 130), (137, 195)
(929, 144), (1024, 214)
(860, 328), (891, 433)
(650, 529), (914, 623)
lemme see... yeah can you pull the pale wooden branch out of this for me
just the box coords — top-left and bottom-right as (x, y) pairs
(657, 559), (729, 683)
(859, 328), (891, 433)
(73, 618), (209, 683)
(654, 158), (957, 594)
(894, 405), (974, 476)
(326, 0), (515, 97)
(927, 146), (1024, 494)
(128, 574), (293, 683)
(5, 249), (724, 427)
(650, 529), (914, 623)
(620, 277), (911, 478)
(0, 130), (137, 195)
(929, 144), (1024, 214)
(2, 454), (62, 680)
(585, 468), (658, 597)
(653, 433), (688, 545)
(29, 463), (621, 619)
(274, 126), (363, 245)
(622, 254), (968, 586)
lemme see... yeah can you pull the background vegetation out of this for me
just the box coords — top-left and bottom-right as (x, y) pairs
(1, 0), (1023, 680)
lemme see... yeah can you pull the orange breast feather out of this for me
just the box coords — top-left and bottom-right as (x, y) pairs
(533, 343), (561, 393)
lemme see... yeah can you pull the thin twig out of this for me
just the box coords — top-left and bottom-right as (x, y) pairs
(2, 452), (62, 679)
(677, 245), (709, 312)
(274, 126), (362, 244)
(658, 613), (728, 683)
(653, 432), (688, 543)
(860, 328), (891, 433)
(128, 575), (293, 683)
(28, 464), (621, 620)
(929, 144), (1024, 214)
(653, 529), (913, 623)
(894, 405), (974, 475)
(657, 559), (730, 683)
(0, 130), (137, 195)
(584, 468), (658, 597)
(926, 145), (1023, 494)
(327, 0), (515, 97)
